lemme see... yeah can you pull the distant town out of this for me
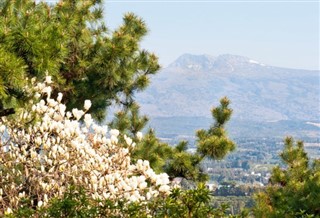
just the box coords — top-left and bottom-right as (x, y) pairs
(162, 136), (320, 187)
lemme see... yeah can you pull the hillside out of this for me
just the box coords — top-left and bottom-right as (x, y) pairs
(137, 54), (319, 121)
(136, 54), (319, 138)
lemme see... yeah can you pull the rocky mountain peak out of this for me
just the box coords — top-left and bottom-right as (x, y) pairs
(169, 53), (265, 72)
(169, 53), (216, 71)
(137, 53), (319, 121)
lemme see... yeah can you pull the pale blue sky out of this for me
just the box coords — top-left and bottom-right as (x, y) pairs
(104, 1), (319, 70)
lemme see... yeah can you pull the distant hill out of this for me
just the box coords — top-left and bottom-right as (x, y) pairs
(136, 54), (320, 122)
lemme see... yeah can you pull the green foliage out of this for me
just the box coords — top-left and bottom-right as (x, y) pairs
(8, 184), (238, 218)
(212, 196), (253, 217)
(110, 102), (149, 137)
(0, 0), (159, 120)
(40, 187), (101, 218)
(163, 97), (235, 182)
(6, 186), (102, 217)
(109, 103), (172, 174)
(164, 141), (208, 182)
(197, 97), (236, 160)
(0, 47), (26, 104)
(158, 184), (215, 218)
(110, 97), (235, 182)
(4, 197), (35, 218)
(133, 129), (173, 173)
(253, 137), (320, 218)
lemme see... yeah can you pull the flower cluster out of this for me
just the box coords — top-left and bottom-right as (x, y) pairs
(0, 77), (171, 215)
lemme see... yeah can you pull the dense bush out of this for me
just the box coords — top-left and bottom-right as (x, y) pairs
(0, 78), (171, 216)
(6, 184), (243, 218)
(253, 137), (320, 218)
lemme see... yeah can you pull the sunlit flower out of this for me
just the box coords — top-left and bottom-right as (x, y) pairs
(37, 201), (44, 208)
(84, 114), (93, 127)
(57, 92), (63, 103)
(72, 108), (84, 120)
(35, 92), (41, 99)
(136, 132), (143, 141)
(111, 135), (118, 144)
(159, 185), (171, 194)
(110, 129), (120, 137)
(0, 77), (171, 214)
(0, 125), (5, 133)
(59, 104), (66, 116)
(84, 100), (92, 111)
(45, 76), (52, 84)
(5, 208), (12, 215)
(124, 135), (133, 146)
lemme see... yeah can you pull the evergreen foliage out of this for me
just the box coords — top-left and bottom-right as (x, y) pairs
(132, 129), (173, 174)
(0, 0), (159, 120)
(111, 96), (235, 182)
(253, 137), (320, 218)
(6, 184), (240, 218)
(164, 140), (207, 182)
(197, 97), (235, 160)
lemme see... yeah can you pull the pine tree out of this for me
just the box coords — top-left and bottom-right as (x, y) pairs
(166, 97), (235, 182)
(108, 103), (172, 174)
(1, 0), (235, 183)
(253, 137), (320, 217)
(111, 97), (235, 182)
(164, 140), (208, 182)
(0, 0), (159, 120)
(196, 97), (235, 160)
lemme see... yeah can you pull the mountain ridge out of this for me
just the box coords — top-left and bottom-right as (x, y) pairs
(167, 53), (318, 73)
(136, 53), (320, 122)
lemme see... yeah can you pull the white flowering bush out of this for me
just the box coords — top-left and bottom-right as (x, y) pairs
(0, 77), (171, 215)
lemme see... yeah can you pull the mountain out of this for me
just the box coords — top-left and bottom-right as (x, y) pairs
(136, 53), (320, 124)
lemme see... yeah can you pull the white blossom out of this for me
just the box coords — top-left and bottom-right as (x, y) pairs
(57, 92), (63, 103)
(84, 100), (92, 111)
(159, 185), (171, 194)
(0, 77), (172, 214)
(110, 129), (120, 137)
(0, 125), (5, 133)
(58, 104), (66, 116)
(42, 86), (52, 98)
(45, 76), (52, 84)
(136, 131), (143, 141)
(124, 135), (133, 146)
(84, 114), (93, 128)
(37, 201), (44, 208)
(5, 208), (12, 215)
(72, 108), (84, 120)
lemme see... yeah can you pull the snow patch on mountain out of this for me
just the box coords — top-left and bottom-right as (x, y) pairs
(306, 122), (320, 128)
(249, 59), (266, 66)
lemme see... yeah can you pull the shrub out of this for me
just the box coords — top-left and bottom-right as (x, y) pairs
(0, 77), (170, 216)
